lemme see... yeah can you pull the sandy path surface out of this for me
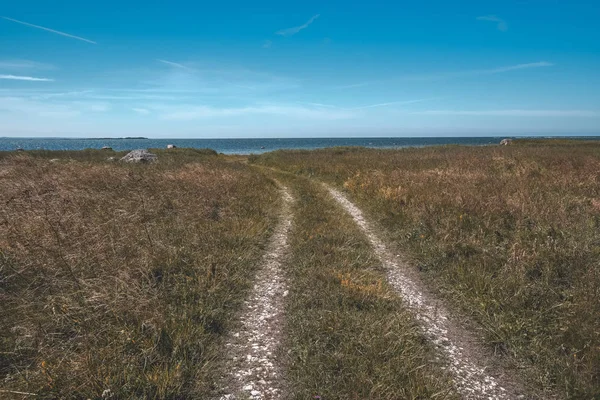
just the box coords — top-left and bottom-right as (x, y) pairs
(218, 185), (294, 400)
(327, 185), (522, 400)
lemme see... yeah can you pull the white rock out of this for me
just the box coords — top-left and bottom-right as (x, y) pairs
(119, 149), (157, 163)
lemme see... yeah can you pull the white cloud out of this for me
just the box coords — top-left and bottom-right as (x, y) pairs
(133, 108), (150, 115)
(32, 90), (94, 99)
(1, 16), (96, 44)
(350, 98), (435, 110)
(332, 62), (554, 88)
(0, 96), (113, 119)
(405, 61), (554, 81)
(0, 96), (78, 118)
(412, 110), (600, 117)
(302, 98), (436, 111)
(302, 102), (339, 108)
(276, 14), (320, 36)
(477, 15), (508, 31)
(88, 103), (111, 112)
(333, 82), (371, 90)
(0, 60), (54, 70)
(38, 110), (81, 118)
(156, 59), (194, 71)
(263, 40), (273, 48)
(0, 74), (54, 81)
(484, 62), (554, 74)
(160, 104), (353, 121)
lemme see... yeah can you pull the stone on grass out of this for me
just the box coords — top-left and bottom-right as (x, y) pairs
(120, 149), (158, 163)
(500, 138), (513, 146)
(167, 144), (176, 149)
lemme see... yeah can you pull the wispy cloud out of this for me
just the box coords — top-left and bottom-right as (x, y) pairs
(133, 108), (150, 115)
(1, 16), (97, 44)
(333, 62), (553, 87)
(160, 103), (352, 121)
(476, 15), (508, 31)
(88, 103), (110, 112)
(0, 96), (80, 118)
(299, 98), (436, 111)
(405, 61), (554, 81)
(466, 61), (555, 75)
(0, 74), (54, 82)
(0, 95), (112, 120)
(263, 40), (273, 48)
(276, 14), (320, 36)
(302, 102), (339, 108)
(485, 61), (554, 73)
(0, 60), (54, 70)
(412, 109), (600, 117)
(156, 59), (195, 72)
(32, 90), (93, 100)
(334, 82), (371, 90)
(350, 98), (435, 110)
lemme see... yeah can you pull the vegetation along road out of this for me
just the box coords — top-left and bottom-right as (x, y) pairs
(1, 140), (599, 399)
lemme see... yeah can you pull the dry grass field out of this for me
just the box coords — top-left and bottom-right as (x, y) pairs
(253, 140), (600, 398)
(2, 141), (599, 399)
(0, 149), (279, 398)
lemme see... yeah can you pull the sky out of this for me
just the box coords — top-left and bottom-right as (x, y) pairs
(1, 0), (599, 138)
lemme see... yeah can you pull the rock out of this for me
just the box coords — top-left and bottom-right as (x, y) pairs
(167, 144), (176, 149)
(500, 139), (513, 146)
(50, 159), (60, 163)
(120, 149), (158, 163)
(15, 148), (24, 152)
(106, 157), (117, 162)
(101, 146), (113, 150)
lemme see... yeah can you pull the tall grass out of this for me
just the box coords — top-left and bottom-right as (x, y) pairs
(253, 141), (600, 398)
(0, 150), (279, 398)
(273, 171), (457, 399)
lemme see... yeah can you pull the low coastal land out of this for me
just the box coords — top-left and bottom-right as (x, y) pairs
(1, 140), (598, 399)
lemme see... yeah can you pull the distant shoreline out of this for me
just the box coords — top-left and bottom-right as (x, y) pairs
(2, 136), (599, 154)
(1, 135), (600, 140)
(78, 137), (149, 140)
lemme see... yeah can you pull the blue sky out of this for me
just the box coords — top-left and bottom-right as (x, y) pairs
(1, 0), (599, 138)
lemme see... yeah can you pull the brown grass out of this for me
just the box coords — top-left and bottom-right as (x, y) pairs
(0, 150), (279, 398)
(270, 171), (457, 399)
(253, 140), (600, 398)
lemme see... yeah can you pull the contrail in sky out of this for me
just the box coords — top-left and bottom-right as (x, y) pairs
(1, 16), (97, 44)
(0, 74), (54, 81)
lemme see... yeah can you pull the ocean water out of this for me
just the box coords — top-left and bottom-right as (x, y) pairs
(0, 137), (598, 154)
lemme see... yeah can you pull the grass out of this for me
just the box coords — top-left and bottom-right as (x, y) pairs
(253, 140), (600, 399)
(271, 170), (457, 399)
(0, 150), (279, 398)
(0, 147), (218, 163)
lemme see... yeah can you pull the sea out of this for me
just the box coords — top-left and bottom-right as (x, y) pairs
(1, 137), (599, 154)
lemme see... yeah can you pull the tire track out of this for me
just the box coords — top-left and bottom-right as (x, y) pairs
(326, 185), (521, 400)
(218, 184), (293, 400)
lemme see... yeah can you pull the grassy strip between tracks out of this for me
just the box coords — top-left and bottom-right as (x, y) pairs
(276, 171), (457, 399)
